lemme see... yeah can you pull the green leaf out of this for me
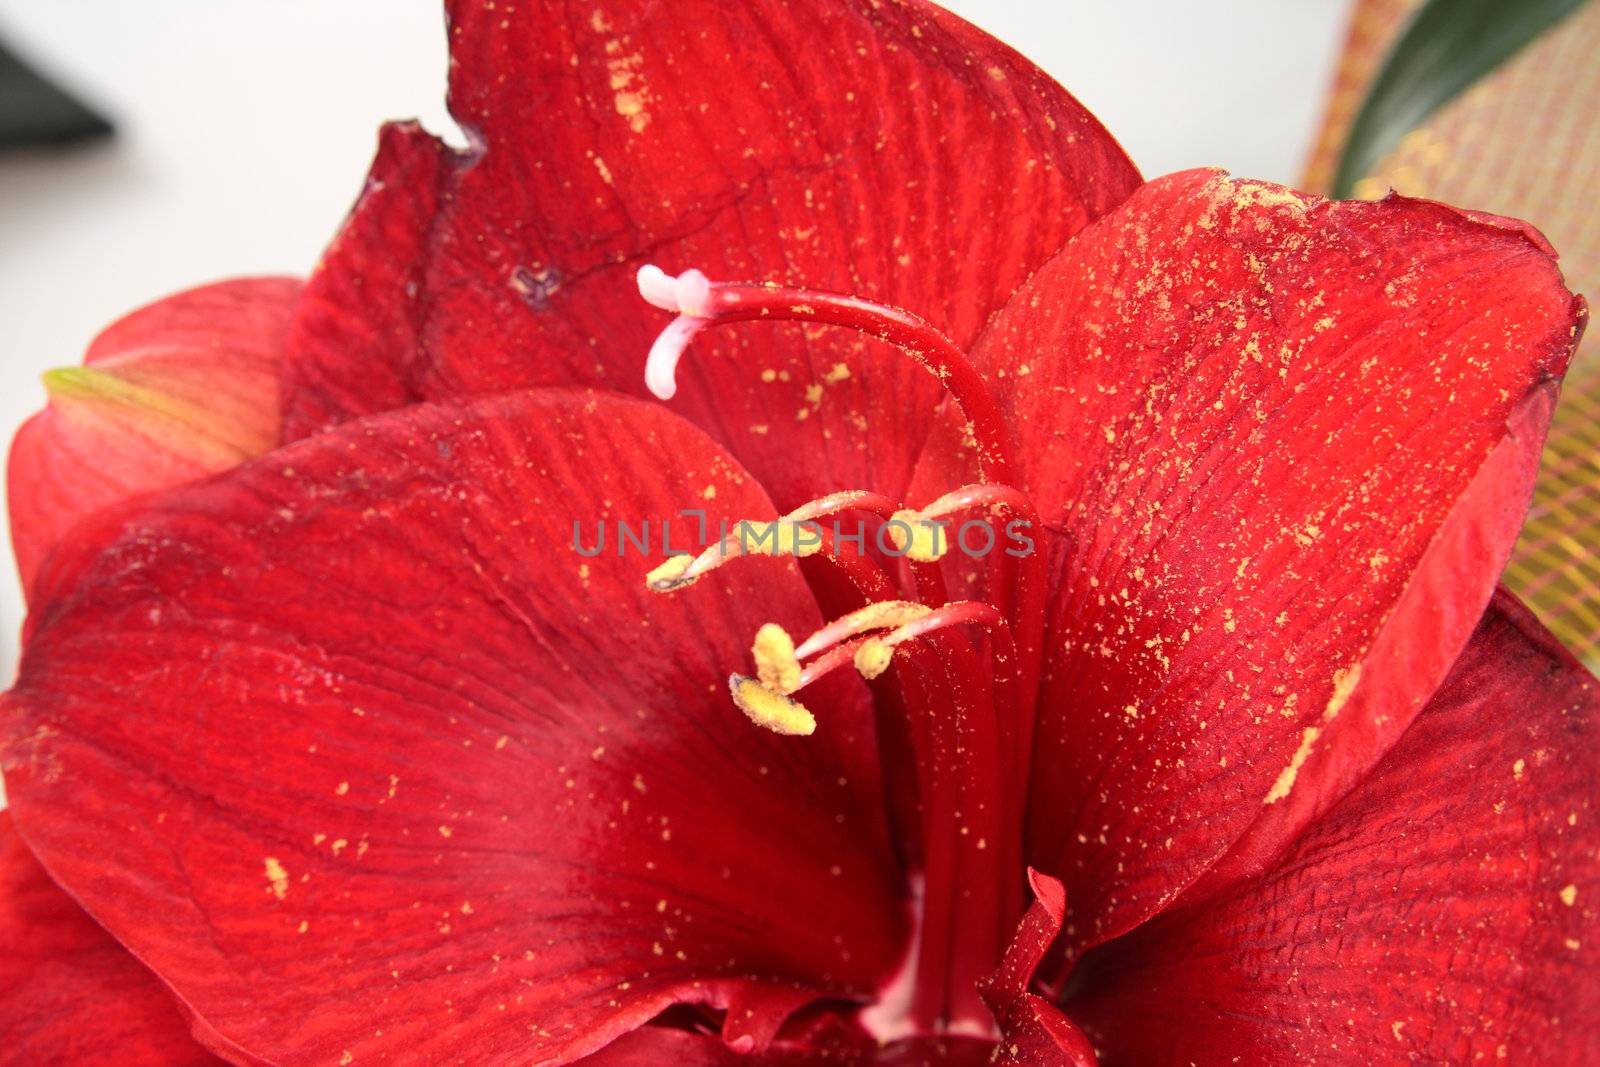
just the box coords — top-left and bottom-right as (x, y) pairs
(1332, 0), (1588, 198)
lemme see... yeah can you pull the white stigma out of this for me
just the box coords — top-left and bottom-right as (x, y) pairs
(636, 264), (681, 311)
(637, 264), (714, 400)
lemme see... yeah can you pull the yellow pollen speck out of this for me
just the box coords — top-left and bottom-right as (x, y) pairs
(702, 484), (716, 500)
(887, 509), (948, 562)
(645, 554), (695, 591)
(822, 362), (852, 384)
(1325, 663), (1363, 719)
(264, 857), (289, 901)
(853, 638), (894, 680)
(1264, 726), (1320, 805)
(1560, 884), (1578, 907)
(1513, 758), (1527, 779)
(752, 623), (801, 693)
(730, 675), (815, 736)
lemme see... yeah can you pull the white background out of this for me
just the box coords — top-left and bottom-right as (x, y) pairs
(0, 0), (1348, 692)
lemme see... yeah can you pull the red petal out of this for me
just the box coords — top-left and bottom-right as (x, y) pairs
(576, 1025), (996, 1065)
(282, 122), (449, 440)
(1066, 591), (1600, 1063)
(0, 812), (223, 1065)
(967, 169), (1584, 954)
(3, 390), (903, 1066)
(280, 0), (1139, 506)
(978, 871), (1097, 1067)
(8, 277), (301, 600)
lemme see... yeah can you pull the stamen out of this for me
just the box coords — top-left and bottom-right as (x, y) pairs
(645, 519), (825, 592)
(733, 596), (1022, 1032)
(644, 554), (694, 590)
(752, 623), (801, 693)
(729, 674), (816, 736)
(853, 638), (895, 680)
(644, 491), (905, 594)
(751, 601), (1010, 704)
(634, 264), (1016, 481)
(794, 601), (932, 660)
(913, 483), (1038, 527)
(886, 509), (950, 563)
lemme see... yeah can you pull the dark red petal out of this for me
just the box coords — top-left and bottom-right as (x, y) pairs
(281, 0), (1139, 506)
(281, 122), (449, 440)
(576, 1025), (996, 1065)
(978, 872), (1096, 1067)
(1067, 591), (1600, 1064)
(967, 169), (1584, 954)
(3, 389), (903, 1066)
(0, 812), (223, 1066)
(8, 277), (300, 600)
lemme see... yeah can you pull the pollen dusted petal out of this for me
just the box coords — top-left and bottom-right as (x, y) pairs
(1067, 593), (1600, 1063)
(278, 0), (1140, 507)
(2, 390), (902, 1066)
(960, 168), (1585, 957)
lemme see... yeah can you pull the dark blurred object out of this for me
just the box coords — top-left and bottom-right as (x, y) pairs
(0, 37), (112, 149)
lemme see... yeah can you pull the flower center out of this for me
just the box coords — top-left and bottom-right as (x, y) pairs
(636, 265), (1051, 1037)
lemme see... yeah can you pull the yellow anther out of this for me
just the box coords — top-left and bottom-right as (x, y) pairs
(729, 674), (816, 736)
(752, 623), (802, 693)
(853, 638), (894, 680)
(886, 509), (949, 562)
(645, 554), (696, 591)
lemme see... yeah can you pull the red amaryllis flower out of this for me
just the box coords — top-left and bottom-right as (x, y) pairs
(2, 2), (1597, 1065)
